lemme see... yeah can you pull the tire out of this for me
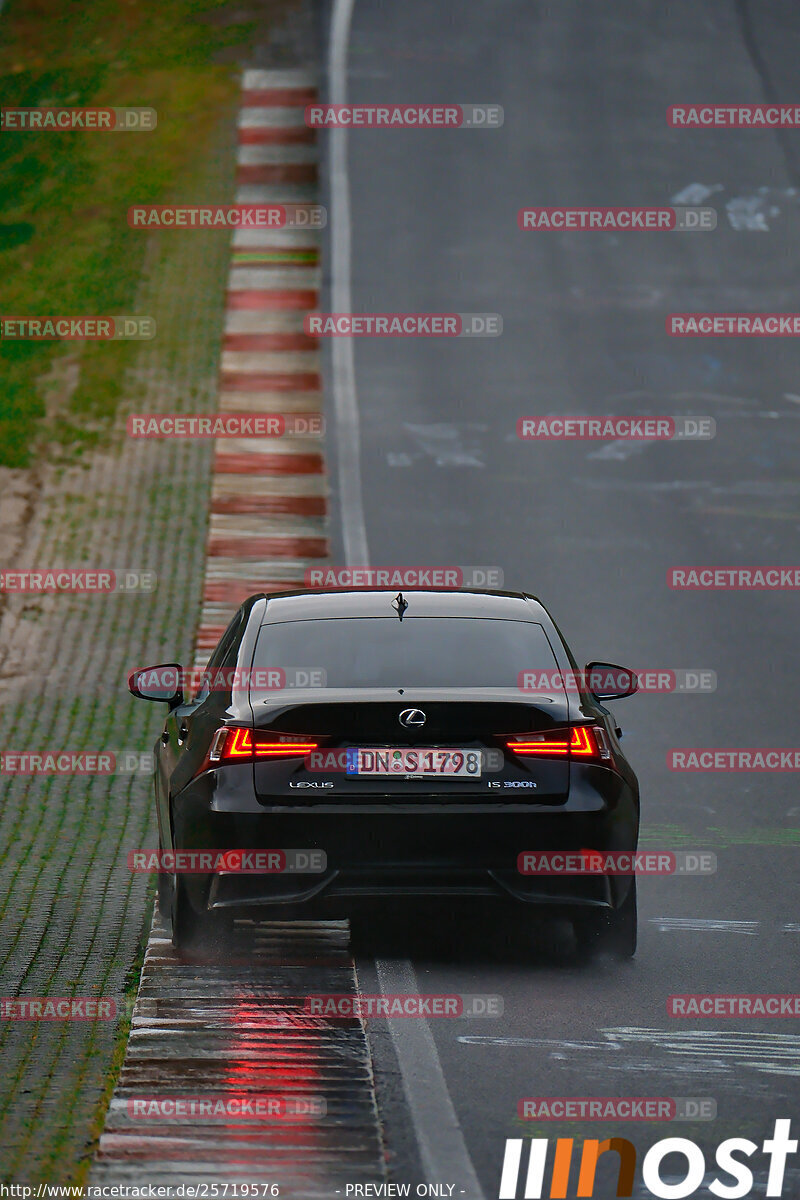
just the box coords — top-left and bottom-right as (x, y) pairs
(156, 827), (172, 922)
(171, 875), (232, 952)
(171, 875), (202, 951)
(574, 878), (637, 960)
(157, 869), (172, 923)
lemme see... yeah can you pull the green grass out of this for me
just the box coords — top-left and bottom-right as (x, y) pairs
(0, 0), (257, 466)
(640, 822), (800, 848)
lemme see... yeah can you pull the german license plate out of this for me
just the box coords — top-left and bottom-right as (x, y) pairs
(346, 748), (482, 777)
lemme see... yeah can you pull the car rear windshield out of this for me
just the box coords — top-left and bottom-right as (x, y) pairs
(252, 617), (561, 689)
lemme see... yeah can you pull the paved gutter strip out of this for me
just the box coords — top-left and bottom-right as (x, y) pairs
(90, 69), (388, 1192)
(90, 916), (383, 1192)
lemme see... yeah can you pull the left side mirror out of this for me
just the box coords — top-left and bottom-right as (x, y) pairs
(584, 661), (638, 701)
(128, 663), (184, 707)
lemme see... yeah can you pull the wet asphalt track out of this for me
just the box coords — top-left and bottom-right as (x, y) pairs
(316, 0), (800, 1194)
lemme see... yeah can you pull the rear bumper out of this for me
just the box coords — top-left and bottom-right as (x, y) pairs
(170, 761), (638, 916)
(207, 863), (620, 914)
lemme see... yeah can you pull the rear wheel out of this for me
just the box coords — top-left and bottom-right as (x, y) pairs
(574, 878), (637, 960)
(171, 875), (201, 950)
(156, 826), (173, 923)
(171, 875), (232, 952)
(157, 868), (171, 923)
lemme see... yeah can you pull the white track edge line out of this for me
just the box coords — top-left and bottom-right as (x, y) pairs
(375, 959), (487, 1199)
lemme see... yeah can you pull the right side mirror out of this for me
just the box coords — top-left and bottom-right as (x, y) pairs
(584, 661), (638, 701)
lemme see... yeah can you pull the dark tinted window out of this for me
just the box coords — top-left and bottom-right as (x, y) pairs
(192, 608), (245, 702)
(253, 617), (559, 689)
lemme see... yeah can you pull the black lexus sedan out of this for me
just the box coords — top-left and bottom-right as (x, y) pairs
(129, 588), (640, 957)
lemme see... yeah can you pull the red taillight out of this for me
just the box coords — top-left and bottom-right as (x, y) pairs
(210, 726), (319, 763)
(506, 725), (610, 762)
